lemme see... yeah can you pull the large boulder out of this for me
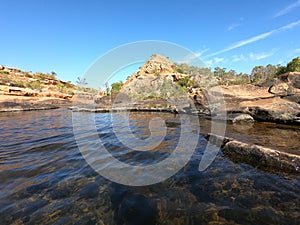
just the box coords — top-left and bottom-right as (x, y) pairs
(268, 82), (289, 95)
(246, 104), (300, 124)
(268, 73), (300, 97)
(289, 72), (300, 89)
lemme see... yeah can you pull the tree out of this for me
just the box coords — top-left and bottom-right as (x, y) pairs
(286, 56), (300, 72)
(250, 64), (280, 82)
(276, 65), (287, 76)
(178, 76), (191, 89)
(214, 67), (226, 77)
(76, 77), (88, 86)
(111, 81), (123, 94)
(105, 82), (110, 95)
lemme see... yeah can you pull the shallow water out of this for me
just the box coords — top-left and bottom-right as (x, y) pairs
(0, 109), (299, 224)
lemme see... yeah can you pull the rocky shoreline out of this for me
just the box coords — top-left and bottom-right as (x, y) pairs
(0, 97), (72, 112)
(0, 103), (59, 112)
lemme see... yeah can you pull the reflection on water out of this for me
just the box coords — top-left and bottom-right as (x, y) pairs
(0, 109), (299, 224)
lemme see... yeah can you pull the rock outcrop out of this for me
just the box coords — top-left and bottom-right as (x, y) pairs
(217, 72), (300, 124)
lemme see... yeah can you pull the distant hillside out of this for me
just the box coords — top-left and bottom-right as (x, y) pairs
(0, 64), (97, 99)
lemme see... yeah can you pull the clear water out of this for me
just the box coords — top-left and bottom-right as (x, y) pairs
(0, 109), (299, 225)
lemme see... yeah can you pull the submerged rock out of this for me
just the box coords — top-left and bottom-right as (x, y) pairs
(115, 194), (156, 225)
(232, 114), (254, 123)
(206, 133), (300, 175)
(223, 140), (300, 174)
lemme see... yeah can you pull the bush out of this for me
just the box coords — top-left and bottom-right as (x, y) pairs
(25, 73), (33, 78)
(286, 56), (300, 72)
(14, 81), (26, 88)
(177, 76), (190, 88)
(27, 81), (42, 91)
(0, 70), (9, 75)
(0, 77), (12, 84)
(111, 81), (123, 94)
(36, 73), (49, 80)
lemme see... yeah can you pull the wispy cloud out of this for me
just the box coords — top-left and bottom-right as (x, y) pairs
(227, 17), (244, 31)
(227, 23), (240, 31)
(232, 54), (246, 62)
(274, 0), (300, 18)
(249, 52), (274, 60)
(177, 48), (209, 64)
(205, 57), (225, 67)
(195, 48), (210, 57)
(232, 51), (275, 62)
(213, 57), (225, 63)
(294, 48), (300, 53)
(205, 20), (300, 58)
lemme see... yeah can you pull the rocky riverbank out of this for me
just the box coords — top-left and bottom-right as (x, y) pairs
(71, 72), (300, 125)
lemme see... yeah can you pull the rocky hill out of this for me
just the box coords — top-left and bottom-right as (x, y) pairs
(122, 54), (189, 98)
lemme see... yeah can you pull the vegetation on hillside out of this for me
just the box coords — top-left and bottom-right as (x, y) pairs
(174, 56), (300, 86)
(0, 67), (98, 95)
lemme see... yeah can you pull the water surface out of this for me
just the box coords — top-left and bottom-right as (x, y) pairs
(0, 109), (299, 224)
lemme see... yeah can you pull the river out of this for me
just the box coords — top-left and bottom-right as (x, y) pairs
(0, 109), (299, 224)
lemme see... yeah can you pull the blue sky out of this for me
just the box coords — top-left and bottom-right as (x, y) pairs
(0, 0), (300, 84)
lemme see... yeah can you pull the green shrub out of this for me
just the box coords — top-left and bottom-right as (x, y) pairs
(177, 76), (190, 88)
(0, 77), (12, 83)
(36, 73), (49, 80)
(154, 71), (160, 76)
(25, 73), (33, 78)
(0, 70), (9, 75)
(14, 81), (26, 88)
(27, 81), (42, 90)
(286, 56), (300, 72)
(111, 81), (123, 94)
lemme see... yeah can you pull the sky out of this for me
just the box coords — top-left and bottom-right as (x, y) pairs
(1, 0), (300, 84)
